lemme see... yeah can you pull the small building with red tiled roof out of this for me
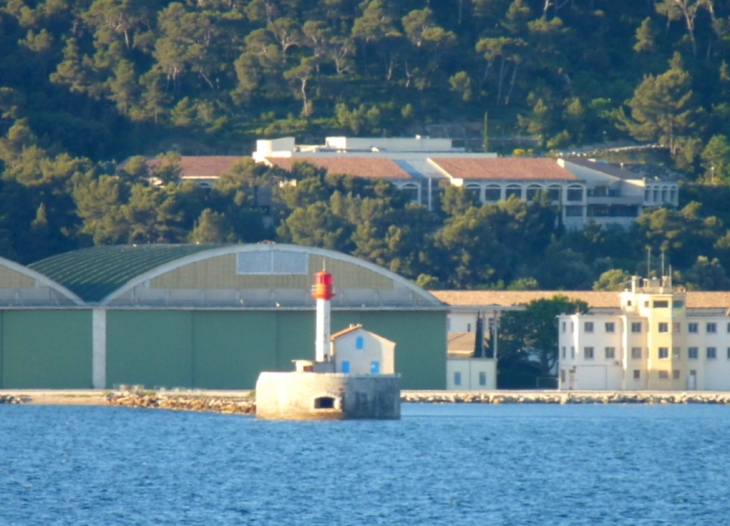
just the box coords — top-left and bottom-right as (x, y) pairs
(144, 156), (245, 188)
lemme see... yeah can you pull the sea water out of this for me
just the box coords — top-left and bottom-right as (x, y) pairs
(2, 403), (729, 525)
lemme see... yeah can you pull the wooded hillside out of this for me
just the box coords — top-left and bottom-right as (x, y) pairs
(1, 0), (729, 165)
(3, 1), (730, 291)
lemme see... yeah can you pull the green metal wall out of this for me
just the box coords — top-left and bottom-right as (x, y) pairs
(0, 308), (446, 390)
(106, 310), (193, 389)
(1, 310), (92, 388)
(105, 309), (446, 390)
(192, 311), (277, 389)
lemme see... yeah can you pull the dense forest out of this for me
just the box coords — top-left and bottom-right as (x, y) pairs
(4, 0), (730, 291)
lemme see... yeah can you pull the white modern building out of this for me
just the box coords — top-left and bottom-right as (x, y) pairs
(558, 276), (730, 391)
(253, 136), (496, 210)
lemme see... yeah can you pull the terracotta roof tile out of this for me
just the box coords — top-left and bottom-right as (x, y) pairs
(266, 157), (412, 179)
(429, 158), (576, 181)
(431, 290), (730, 310)
(147, 156), (244, 178)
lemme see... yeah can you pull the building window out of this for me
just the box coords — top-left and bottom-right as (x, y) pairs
(467, 323), (471, 332)
(658, 347), (669, 359)
(571, 347), (575, 359)
(356, 336), (364, 350)
(505, 185), (522, 199)
(567, 186), (583, 202)
(633, 370), (641, 380)
(526, 185), (542, 201)
(562, 347), (566, 359)
(485, 186), (501, 201)
(707, 347), (717, 359)
(585, 347), (594, 359)
(454, 372), (461, 386)
(688, 347), (699, 359)
(707, 323), (717, 333)
(673, 322), (681, 333)
(479, 372), (487, 386)
(571, 322), (574, 332)
(673, 370), (680, 379)
(653, 301), (669, 308)
(341, 361), (350, 373)
(672, 347), (680, 359)
(631, 322), (642, 333)
(560, 370), (566, 383)
(658, 371), (669, 380)
(584, 322), (594, 333)
(562, 321), (566, 332)
(627, 300), (632, 307)
(605, 322), (615, 333)
(548, 186), (561, 202)
(673, 300), (684, 309)
(605, 347), (615, 359)
(565, 205), (583, 217)
(688, 323), (698, 333)
(631, 347), (642, 359)
(658, 323), (668, 333)
(727, 347), (730, 359)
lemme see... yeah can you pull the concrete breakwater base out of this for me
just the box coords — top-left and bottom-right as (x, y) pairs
(256, 372), (401, 420)
(4, 390), (730, 412)
(402, 390), (730, 405)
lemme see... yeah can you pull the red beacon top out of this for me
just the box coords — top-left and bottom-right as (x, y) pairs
(312, 271), (335, 300)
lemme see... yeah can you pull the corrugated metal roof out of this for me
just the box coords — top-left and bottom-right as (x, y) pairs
(29, 245), (223, 302)
(562, 158), (645, 181)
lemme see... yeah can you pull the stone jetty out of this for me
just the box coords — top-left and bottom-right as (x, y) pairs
(4, 390), (730, 411)
(106, 391), (256, 414)
(401, 391), (730, 404)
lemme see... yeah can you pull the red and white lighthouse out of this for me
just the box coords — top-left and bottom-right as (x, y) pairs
(312, 271), (335, 362)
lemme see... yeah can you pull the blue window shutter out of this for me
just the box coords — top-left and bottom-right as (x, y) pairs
(341, 361), (350, 373)
(356, 336), (364, 350)
(370, 361), (380, 374)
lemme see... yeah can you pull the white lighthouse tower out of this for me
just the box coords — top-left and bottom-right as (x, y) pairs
(255, 268), (401, 420)
(312, 270), (334, 362)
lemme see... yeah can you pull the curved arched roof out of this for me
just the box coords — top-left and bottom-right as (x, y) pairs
(29, 244), (442, 307)
(29, 245), (223, 302)
(0, 255), (84, 305)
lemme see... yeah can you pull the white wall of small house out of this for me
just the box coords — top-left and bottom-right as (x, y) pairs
(333, 329), (395, 375)
(446, 359), (496, 390)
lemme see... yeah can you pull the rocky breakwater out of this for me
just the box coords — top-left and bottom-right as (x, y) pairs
(401, 391), (730, 404)
(106, 391), (256, 415)
(0, 394), (23, 404)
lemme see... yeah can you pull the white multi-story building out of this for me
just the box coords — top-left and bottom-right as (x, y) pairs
(254, 137), (678, 229)
(558, 277), (730, 391)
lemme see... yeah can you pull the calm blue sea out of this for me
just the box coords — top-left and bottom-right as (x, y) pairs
(1, 403), (729, 525)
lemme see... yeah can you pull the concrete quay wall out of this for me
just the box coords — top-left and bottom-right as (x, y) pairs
(402, 390), (730, 404)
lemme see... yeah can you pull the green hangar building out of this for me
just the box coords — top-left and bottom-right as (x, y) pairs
(0, 244), (447, 390)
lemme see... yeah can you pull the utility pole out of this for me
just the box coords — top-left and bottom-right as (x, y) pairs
(483, 112), (489, 153)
